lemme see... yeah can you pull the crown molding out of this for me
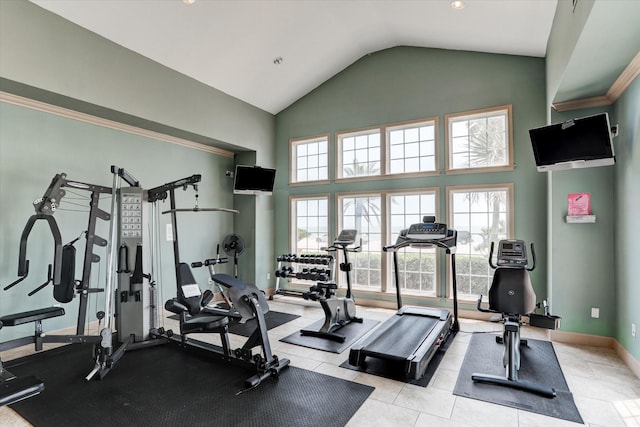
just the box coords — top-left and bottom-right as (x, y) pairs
(552, 51), (640, 112)
(0, 91), (234, 158)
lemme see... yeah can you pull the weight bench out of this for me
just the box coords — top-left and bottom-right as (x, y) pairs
(0, 307), (65, 352)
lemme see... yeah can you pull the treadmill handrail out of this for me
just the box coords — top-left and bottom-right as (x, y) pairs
(383, 227), (459, 332)
(383, 230), (457, 254)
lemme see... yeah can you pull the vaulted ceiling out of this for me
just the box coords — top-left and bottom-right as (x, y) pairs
(29, 0), (639, 114)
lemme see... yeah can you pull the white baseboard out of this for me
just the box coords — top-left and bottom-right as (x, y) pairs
(613, 340), (640, 379)
(550, 329), (640, 379)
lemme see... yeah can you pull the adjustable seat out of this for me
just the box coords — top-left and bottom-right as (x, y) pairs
(165, 263), (230, 342)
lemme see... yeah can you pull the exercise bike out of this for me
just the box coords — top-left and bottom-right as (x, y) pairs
(472, 239), (557, 398)
(300, 229), (363, 342)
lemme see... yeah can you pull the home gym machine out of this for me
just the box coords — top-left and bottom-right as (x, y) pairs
(349, 216), (458, 380)
(471, 239), (559, 398)
(299, 229), (363, 342)
(150, 175), (290, 388)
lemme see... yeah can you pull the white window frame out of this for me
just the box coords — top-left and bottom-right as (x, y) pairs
(290, 134), (330, 184)
(336, 191), (383, 292)
(386, 189), (440, 297)
(386, 118), (439, 176)
(446, 183), (514, 301)
(336, 128), (382, 180)
(445, 105), (514, 174)
(290, 194), (331, 254)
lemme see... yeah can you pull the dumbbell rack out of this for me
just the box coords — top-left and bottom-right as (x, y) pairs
(273, 253), (335, 298)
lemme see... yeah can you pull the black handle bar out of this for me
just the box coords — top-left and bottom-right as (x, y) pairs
(527, 243), (536, 271)
(191, 257), (229, 268)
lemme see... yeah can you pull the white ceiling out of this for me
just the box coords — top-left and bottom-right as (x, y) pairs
(30, 0), (559, 114)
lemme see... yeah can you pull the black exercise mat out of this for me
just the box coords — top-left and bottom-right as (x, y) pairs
(7, 343), (373, 427)
(168, 310), (300, 336)
(280, 318), (380, 353)
(339, 331), (456, 387)
(453, 333), (583, 424)
(228, 311), (300, 336)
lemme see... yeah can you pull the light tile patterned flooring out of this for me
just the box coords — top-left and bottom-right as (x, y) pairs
(1, 297), (639, 426)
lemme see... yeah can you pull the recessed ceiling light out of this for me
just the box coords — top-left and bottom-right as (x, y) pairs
(451, 0), (465, 9)
(182, 0), (196, 5)
(273, 57), (284, 65)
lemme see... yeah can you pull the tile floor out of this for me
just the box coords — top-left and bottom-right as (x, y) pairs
(1, 297), (639, 426)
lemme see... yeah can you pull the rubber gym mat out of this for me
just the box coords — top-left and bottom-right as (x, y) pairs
(453, 333), (583, 424)
(167, 310), (300, 336)
(6, 342), (374, 427)
(227, 311), (300, 337)
(280, 318), (380, 354)
(339, 330), (456, 387)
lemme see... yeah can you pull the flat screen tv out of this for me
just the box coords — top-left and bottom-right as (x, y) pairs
(233, 165), (276, 195)
(529, 113), (615, 172)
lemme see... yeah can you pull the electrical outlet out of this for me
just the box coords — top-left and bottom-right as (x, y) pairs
(591, 307), (600, 318)
(267, 272), (271, 280)
(166, 224), (173, 242)
(633, 323), (636, 338)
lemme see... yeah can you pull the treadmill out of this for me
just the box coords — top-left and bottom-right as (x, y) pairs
(348, 216), (459, 380)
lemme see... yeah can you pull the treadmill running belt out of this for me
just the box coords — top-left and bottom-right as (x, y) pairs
(361, 315), (439, 360)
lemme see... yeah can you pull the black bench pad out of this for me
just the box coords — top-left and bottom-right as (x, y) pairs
(211, 274), (246, 290)
(0, 307), (65, 326)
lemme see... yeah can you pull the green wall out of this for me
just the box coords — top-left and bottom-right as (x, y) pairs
(0, 101), (235, 342)
(548, 105), (616, 337)
(0, 0), (274, 156)
(545, 0), (639, 359)
(612, 77), (640, 360)
(275, 46), (548, 309)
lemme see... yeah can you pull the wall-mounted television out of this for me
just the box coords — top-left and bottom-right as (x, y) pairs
(233, 165), (276, 195)
(529, 113), (615, 172)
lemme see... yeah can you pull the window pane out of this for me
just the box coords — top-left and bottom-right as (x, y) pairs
(292, 196), (329, 254)
(447, 107), (510, 170)
(292, 137), (329, 183)
(339, 130), (382, 178)
(385, 121), (437, 174)
(390, 129), (403, 145)
(388, 192), (438, 297)
(390, 159), (403, 174)
(450, 187), (510, 300)
(339, 194), (382, 291)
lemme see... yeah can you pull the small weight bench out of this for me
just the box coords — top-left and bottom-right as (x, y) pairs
(0, 307), (65, 351)
(0, 307), (65, 326)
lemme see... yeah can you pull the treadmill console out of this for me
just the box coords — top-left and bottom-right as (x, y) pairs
(404, 222), (448, 240)
(496, 239), (528, 267)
